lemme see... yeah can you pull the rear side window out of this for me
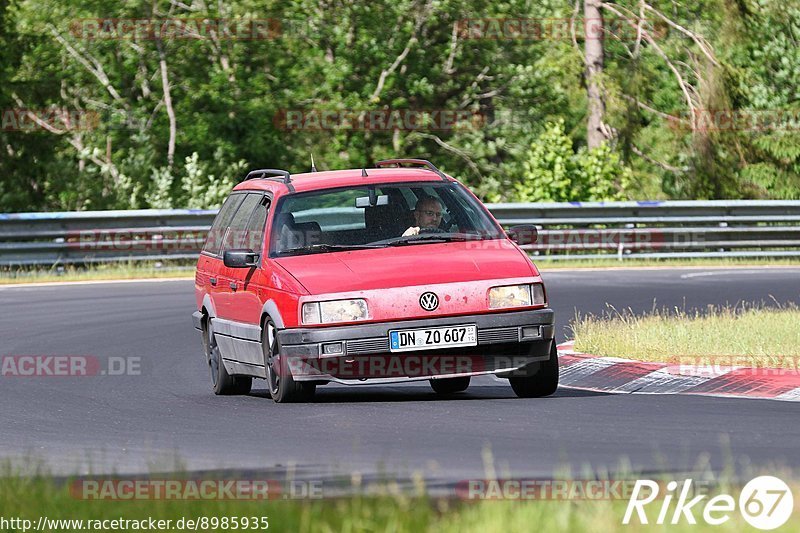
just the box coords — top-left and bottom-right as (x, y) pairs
(222, 194), (262, 252)
(203, 194), (245, 255)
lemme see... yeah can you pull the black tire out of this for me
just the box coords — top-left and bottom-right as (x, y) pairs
(205, 318), (252, 395)
(263, 318), (315, 403)
(508, 340), (559, 398)
(430, 376), (470, 394)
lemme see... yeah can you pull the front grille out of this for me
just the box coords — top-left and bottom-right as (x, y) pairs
(478, 327), (519, 344)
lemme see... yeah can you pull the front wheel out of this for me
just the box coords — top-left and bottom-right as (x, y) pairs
(205, 319), (251, 395)
(430, 376), (470, 394)
(263, 319), (315, 403)
(508, 340), (559, 398)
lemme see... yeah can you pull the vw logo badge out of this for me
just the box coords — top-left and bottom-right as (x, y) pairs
(419, 292), (439, 311)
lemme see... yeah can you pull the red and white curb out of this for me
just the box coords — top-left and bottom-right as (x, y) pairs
(556, 342), (800, 402)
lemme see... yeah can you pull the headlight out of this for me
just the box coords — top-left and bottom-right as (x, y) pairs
(488, 283), (545, 309)
(302, 299), (369, 324)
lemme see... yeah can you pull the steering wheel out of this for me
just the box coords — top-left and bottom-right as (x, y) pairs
(419, 226), (447, 234)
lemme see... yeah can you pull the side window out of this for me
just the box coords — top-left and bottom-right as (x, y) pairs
(203, 194), (245, 255)
(447, 184), (491, 234)
(222, 194), (261, 252)
(287, 189), (367, 231)
(238, 197), (269, 252)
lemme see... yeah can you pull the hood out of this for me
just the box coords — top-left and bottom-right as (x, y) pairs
(274, 240), (535, 294)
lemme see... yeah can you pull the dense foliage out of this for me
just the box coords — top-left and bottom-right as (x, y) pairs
(0, 0), (797, 211)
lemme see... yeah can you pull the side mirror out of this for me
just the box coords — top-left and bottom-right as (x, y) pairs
(223, 249), (259, 268)
(506, 224), (538, 245)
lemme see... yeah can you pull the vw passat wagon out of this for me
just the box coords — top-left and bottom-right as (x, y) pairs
(192, 159), (557, 402)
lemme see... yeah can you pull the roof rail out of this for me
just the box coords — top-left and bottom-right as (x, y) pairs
(375, 159), (448, 181)
(243, 169), (292, 184)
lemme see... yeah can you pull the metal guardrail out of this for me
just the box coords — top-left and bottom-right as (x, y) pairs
(490, 200), (800, 261)
(2, 201), (800, 266)
(0, 209), (216, 266)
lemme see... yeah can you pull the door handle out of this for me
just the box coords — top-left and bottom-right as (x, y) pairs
(210, 277), (217, 286)
(229, 282), (238, 291)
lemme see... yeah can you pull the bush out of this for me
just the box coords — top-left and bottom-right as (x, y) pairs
(511, 120), (631, 202)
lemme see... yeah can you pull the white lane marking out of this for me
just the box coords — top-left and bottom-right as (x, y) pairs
(680, 270), (771, 279)
(0, 277), (193, 289)
(541, 265), (800, 274)
(680, 271), (718, 279)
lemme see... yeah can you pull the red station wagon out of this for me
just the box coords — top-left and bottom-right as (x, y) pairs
(192, 159), (558, 402)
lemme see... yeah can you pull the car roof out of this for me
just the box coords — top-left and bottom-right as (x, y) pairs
(231, 168), (454, 195)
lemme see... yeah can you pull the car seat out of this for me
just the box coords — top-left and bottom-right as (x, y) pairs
(276, 212), (324, 251)
(364, 203), (410, 241)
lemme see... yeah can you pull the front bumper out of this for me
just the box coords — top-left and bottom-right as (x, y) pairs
(277, 308), (555, 383)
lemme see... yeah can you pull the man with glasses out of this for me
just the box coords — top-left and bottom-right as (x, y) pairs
(402, 195), (445, 237)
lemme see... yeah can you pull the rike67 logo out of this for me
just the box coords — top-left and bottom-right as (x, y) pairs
(623, 476), (794, 530)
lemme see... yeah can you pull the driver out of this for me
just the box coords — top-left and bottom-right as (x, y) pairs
(402, 195), (444, 237)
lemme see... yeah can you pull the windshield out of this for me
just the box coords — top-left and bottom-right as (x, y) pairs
(270, 182), (504, 257)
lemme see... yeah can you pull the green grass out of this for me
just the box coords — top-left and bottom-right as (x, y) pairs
(2, 470), (798, 533)
(534, 256), (800, 270)
(0, 262), (193, 285)
(572, 305), (800, 364)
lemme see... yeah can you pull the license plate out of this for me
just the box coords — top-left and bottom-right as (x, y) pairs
(389, 325), (477, 353)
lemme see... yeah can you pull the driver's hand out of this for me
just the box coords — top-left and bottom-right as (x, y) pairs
(402, 226), (420, 237)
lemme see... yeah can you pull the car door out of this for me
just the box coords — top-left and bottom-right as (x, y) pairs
(216, 192), (262, 320)
(198, 193), (246, 315)
(215, 192), (269, 371)
(228, 193), (271, 326)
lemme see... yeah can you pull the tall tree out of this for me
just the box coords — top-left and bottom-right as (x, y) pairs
(584, 0), (606, 149)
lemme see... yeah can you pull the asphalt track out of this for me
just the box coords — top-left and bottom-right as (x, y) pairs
(1, 268), (799, 484)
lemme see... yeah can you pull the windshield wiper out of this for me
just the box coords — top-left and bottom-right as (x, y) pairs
(276, 243), (386, 256)
(387, 234), (472, 246)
